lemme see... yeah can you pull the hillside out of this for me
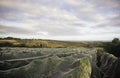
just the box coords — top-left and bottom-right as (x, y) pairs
(0, 37), (105, 48)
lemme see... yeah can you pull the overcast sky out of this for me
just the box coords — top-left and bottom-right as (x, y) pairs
(0, 0), (120, 41)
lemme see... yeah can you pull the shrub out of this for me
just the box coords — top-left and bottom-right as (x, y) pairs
(104, 38), (120, 57)
(0, 42), (13, 47)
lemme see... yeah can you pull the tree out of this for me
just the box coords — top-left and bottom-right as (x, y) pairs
(104, 38), (120, 57)
(112, 38), (119, 43)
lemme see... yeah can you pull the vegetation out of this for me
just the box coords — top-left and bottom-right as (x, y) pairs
(104, 38), (120, 57)
(0, 37), (120, 78)
(0, 47), (120, 78)
(0, 48), (97, 78)
(0, 37), (105, 48)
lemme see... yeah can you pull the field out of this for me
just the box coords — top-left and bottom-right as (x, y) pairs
(0, 39), (105, 48)
(0, 47), (119, 78)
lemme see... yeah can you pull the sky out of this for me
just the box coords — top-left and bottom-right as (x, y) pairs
(0, 0), (120, 41)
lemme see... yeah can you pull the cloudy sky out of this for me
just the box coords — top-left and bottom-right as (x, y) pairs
(0, 0), (120, 41)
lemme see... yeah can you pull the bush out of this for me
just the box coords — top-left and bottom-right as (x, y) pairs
(0, 42), (13, 47)
(104, 38), (120, 57)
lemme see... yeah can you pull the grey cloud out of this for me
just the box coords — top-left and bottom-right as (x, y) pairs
(0, 25), (32, 34)
(35, 25), (81, 36)
(0, 0), (120, 40)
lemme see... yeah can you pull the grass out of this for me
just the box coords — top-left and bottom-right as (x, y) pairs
(0, 39), (105, 48)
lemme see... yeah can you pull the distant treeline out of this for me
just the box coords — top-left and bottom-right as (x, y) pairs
(0, 37), (21, 40)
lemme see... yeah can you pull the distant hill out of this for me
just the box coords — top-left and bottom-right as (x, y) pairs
(0, 37), (105, 48)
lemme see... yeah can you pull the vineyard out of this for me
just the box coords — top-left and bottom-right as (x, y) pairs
(0, 48), (119, 78)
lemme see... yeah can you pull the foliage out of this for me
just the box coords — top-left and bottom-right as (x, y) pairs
(0, 47), (120, 78)
(0, 37), (20, 40)
(0, 42), (13, 47)
(104, 38), (120, 57)
(0, 48), (97, 78)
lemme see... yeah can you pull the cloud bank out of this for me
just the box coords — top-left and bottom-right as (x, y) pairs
(0, 0), (120, 41)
